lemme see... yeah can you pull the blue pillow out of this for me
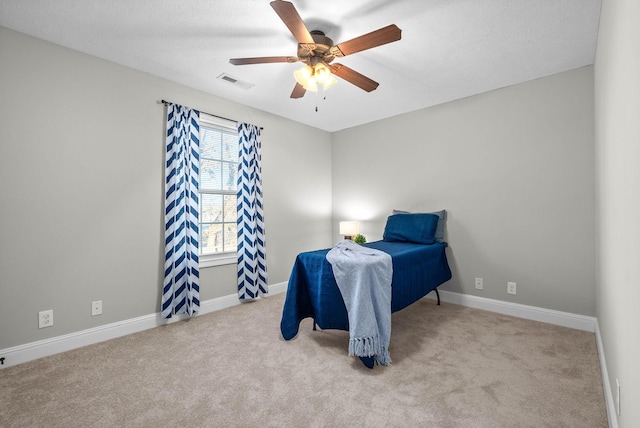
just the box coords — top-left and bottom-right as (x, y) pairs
(392, 209), (447, 242)
(383, 213), (439, 244)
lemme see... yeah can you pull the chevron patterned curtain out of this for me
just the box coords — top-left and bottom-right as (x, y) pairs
(237, 123), (267, 300)
(162, 103), (200, 318)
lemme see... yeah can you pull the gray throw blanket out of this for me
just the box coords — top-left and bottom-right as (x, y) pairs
(326, 240), (393, 365)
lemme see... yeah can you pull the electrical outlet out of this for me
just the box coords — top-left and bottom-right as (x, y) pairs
(507, 282), (517, 295)
(38, 310), (53, 328)
(92, 300), (102, 316)
(475, 277), (483, 290)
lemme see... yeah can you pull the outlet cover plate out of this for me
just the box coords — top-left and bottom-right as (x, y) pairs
(38, 310), (53, 328)
(507, 282), (517, 295)
(475, 277), (483, 290)
(92, 300), (102, 316)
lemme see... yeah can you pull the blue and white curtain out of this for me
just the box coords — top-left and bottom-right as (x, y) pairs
(162, 103), (200, 318)
(237, 123), (267, 299)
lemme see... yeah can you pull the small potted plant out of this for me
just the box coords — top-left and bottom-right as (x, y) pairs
(353, 234), (366, 244)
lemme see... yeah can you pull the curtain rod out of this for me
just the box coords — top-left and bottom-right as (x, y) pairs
(160, 99), (263, 130)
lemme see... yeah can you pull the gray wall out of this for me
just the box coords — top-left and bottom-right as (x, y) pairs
(332, 67), (596, 316)
(594, 0), (640, 425)
(0, 27), (333, 349)
(6, 17), (638, 425)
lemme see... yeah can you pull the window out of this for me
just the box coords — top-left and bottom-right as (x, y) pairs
(198, 114), (238, 267)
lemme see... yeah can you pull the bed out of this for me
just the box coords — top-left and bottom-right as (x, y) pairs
(280, 211), (452, 349)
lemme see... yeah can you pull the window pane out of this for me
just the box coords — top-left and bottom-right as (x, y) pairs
(198, 123), (239, 257)
(223, 133), (238, 162)
(201, 128), (222, 159)
(224, 223), (237, 251)
(201, 159), (222, 190)
(224, 195), (237, 222)
(201, 194), (222, 223)
(201, 223), (223, 254)
(222, 162), (236, 191)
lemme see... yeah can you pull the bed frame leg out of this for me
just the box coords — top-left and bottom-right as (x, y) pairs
(435, 288), (440, 305)
(313, 319), (317, 331)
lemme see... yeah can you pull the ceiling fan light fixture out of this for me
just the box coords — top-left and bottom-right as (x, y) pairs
(303, 76), (318, 92)
(323, 74), (337, 90)
(294, 64), (313, 86)
(293, 61), (336, 93)
(313, 62), (331, 84)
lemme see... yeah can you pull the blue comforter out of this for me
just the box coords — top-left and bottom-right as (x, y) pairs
(280, 240), (452, 340)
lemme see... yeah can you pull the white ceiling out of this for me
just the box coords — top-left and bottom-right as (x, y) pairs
(0, 0), (601, 132)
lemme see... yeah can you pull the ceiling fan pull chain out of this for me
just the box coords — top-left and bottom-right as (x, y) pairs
(315, 86), (322, 112)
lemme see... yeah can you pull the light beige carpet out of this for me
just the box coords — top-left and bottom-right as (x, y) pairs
(0, 292), (607, 427)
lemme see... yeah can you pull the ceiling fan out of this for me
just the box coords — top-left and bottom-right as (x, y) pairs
(229, 0), (402, 99)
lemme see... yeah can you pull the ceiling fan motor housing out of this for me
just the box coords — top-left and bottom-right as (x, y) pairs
(298, 30), (336, 65)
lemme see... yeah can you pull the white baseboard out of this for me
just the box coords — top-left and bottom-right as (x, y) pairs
(595, 319), (618, 428)
(1, 281), (614, 426)
(428, 290), (616, 426)
(1, 284), (598, 370)
(426, 289), (597, 332)
(0, 282), (288, 369)
(267, 281), (288, 295)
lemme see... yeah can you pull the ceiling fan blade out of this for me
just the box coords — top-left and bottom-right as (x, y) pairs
(290, 82), (306, 99)
(230, 56), (298, 65)
(333, 24), (402, 57)
(329, 63), (379, 92)
(270, 1), (314, 44)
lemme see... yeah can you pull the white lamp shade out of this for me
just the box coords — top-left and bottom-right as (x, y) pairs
(294, 65), (312, 85)
(339, 221), (359, 236)
(303, 76), (318, 92)
(314, 62), (331, 84)
(323, 74), (337, 90)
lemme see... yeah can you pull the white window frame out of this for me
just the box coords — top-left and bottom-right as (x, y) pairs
(198, 113), (238, 268)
